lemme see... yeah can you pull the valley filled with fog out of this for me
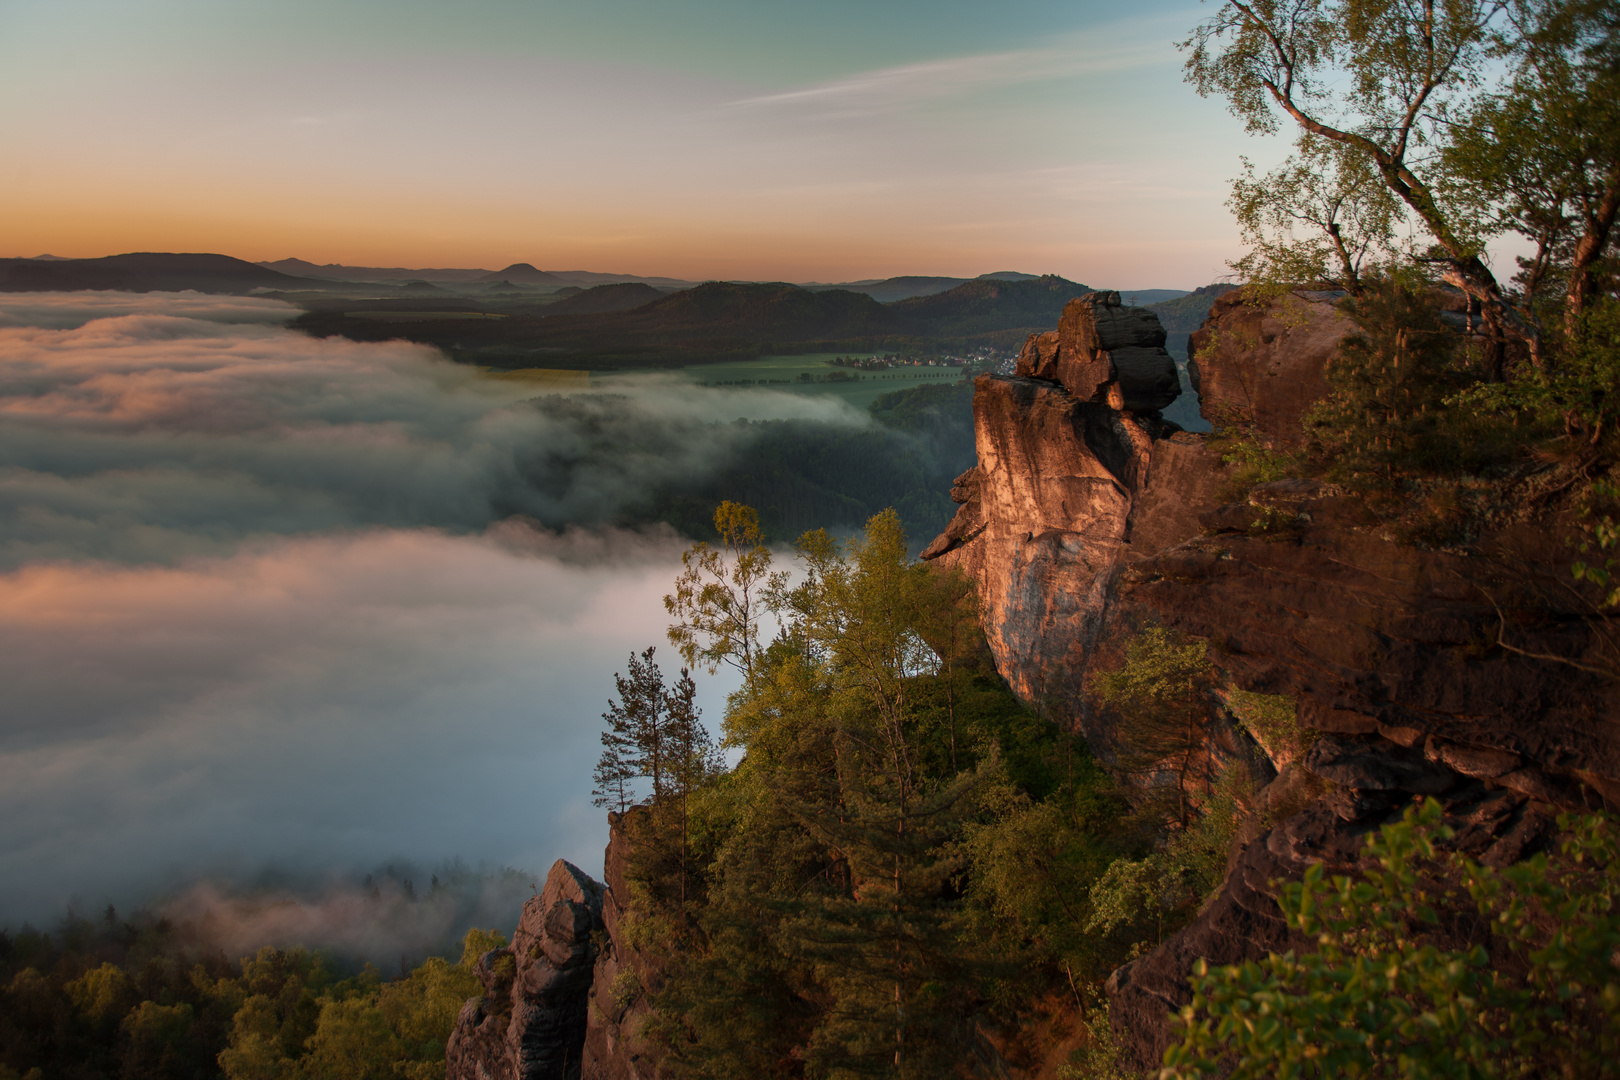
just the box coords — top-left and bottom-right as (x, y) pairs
(0, 292), (961, 960)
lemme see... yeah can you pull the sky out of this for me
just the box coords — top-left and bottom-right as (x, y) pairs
(0, 0), (1263, 286)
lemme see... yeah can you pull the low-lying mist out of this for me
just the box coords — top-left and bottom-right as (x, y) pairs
(156, 863), (544, 974)
(3, 292), (952, 956)
(0, 292), (872, 570)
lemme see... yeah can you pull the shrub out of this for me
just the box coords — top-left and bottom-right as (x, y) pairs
(1162, 800), (1620, 1079)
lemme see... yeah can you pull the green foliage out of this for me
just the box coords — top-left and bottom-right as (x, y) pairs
(456, 928), (506, 968)
(1574, 480), (1620, 608)
(1183, 0), (1620, 370)
(1163, 800), (1620, 1079)
(1438, 0), (1620, 338)
(1455, 295), (1620, 447)
(1086, 768), (1248, 949)
(1092, 625), (1218, 829)
(640, 507), (1149, 1079)
(1228, 135), (1404, 296)
(1225, 690), (1307, 764)
(1058, 998), (1134, 1080)
(954, 756), (1125, 984)
(1306, 276), (1512, 488)
(664, 501), (787, 685)
(0, 914), (498, 1080)
(1080, 628), (1261, 955)
(1204, 405), (1299, 500)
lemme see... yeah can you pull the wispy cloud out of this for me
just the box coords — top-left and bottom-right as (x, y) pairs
(721, 37), (1166, 118)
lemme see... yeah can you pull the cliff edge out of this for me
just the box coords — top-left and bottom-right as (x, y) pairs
(923, 288), (1619, 1070)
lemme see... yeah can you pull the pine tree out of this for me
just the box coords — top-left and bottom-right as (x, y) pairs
(590, 734), (637, 814)
(591, 647), (668, 811)
(662, 666), (717, 904)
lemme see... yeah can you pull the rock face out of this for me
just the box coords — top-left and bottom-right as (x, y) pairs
(926, 289), (1620, 1072)
(1015, 290), (1180, 413)
(924, 375), (1148, 719)
(446, 861), (606, 1080)
(580, 810), (659, 1080)
(925, 292), (1179, 725)
(1186, 289), (1349, 445)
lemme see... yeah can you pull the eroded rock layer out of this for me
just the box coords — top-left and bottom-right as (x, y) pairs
(446, 861), (605, 1080)
(926, 288), (1620, 1071)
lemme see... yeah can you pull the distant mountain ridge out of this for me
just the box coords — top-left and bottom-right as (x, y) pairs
(888, 274), (1093, 335)
(480, 263), (568, 286)
(259, 258), (495, 283)
(0, 253), (338, 293)
(1145, 283), (1239, 334)
(542, 282), (667, 316)
(258, 259), (697, 289)
(7, 252), (1196, 304)
(294, 275), (1109, 368)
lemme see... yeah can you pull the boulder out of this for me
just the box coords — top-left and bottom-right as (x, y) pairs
(1187, 289), (1350, 445)
(1108, 345), (1180, 412)
(1015, 292), (1179, 412)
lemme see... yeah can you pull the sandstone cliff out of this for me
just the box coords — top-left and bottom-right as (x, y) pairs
(924, 288), (1620, 1071)
(446, 860), (605, 1080)
(579, 810), (658, 1080)
(445, 817), (658, 1080)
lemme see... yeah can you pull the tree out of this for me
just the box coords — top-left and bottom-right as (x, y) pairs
(592, 647), (668, 811)
(1228, 134), (1404, 295)
(1182, 0), (1515, 370)
(665, 502), (787, 687)
(1186, 0), (1620, 373)
(1442, 0), (1620, 339)
(653, 508), (1038, 1079)
(662, 666), (718, 904)
(769, 511), (989, 1079)
(1090, 625), (1217, 829)
(1303, 272), (1485, 486)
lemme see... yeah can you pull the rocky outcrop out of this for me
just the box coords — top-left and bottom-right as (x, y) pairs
(446, 861), (605, 1080)
(1015, 290), (1180, 413)
(1186, 289), (1350, 445)
(924, 292), (1179, 724)
(580, 810), (659, 1080)
(926, 288), (1620, 1073)
(923, 375), (1150, 721)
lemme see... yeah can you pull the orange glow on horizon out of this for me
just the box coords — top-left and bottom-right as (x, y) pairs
(3, 170), (1235, 287)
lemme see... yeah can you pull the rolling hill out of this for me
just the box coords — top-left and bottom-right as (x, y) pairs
(542, 282), (667, 316)
(0, 253), (340, 293)
(889, 274), (1093, 335)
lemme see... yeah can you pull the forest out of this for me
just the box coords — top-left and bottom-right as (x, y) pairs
(0, 912), (505, 1080)
(638, 381), (976, 545)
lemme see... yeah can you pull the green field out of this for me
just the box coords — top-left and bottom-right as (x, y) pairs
(601, 353), (971, 408)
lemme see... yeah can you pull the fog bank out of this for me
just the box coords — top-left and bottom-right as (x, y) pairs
(0, 291), (868, 569)
(1, 293), (792, 939)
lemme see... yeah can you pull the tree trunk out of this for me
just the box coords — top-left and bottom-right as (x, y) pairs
(1567, 163), (1620, 337)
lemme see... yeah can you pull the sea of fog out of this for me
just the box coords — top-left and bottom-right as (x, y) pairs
(0, 292), (886, 962)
